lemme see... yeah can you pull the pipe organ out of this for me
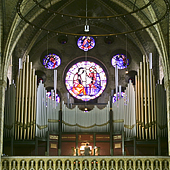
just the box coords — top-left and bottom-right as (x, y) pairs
(135, 55), (157, 140)
(156, 82), (167, 137)
(15, 56), (37, 140)
(3, 54), (167, 144)
(112, 81), (136, 138)
(62, 102), (110, 132)
(4, 83), (16, 138)
(36, 81), (60, 138)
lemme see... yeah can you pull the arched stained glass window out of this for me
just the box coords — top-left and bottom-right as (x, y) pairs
(111, 54), (128, 69)
(43, 54), (61, 69)
(65, 61), (107, 101)
(77, 36), (95, 51)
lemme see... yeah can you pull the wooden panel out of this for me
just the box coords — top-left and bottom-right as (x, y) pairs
(61, 142), (76, 156)
(96, 134), (110, 141)
(62, 134), (76, 141)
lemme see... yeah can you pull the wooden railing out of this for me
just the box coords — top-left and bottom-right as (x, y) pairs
(1, 156), (170, 170)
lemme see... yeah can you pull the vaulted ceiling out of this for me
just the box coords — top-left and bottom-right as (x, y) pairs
(1, 0), (170, 102)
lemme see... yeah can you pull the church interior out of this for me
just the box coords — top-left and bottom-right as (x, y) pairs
(1, 0), (170, 169)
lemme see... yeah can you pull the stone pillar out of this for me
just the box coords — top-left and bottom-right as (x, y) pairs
(165, 80), (170, 155)
(0, 79), (7, 168)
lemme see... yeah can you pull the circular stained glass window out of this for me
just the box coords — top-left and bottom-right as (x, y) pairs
(43, 54), (61, 69)
(77, 36), (95, 51)
(111, 54), (128, 69)
(65, 61), (107, 101)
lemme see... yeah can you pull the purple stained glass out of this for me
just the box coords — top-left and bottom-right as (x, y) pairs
(43, 54), (61, 69)
(112, 92), (125, 103)
(77, 36), (95, 51)
(46, 92), (60, 103)
(111, 54), (129, 69)
(65, 61), (107, 101)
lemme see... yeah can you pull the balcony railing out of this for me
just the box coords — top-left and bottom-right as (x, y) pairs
(1, 156), (170, 170)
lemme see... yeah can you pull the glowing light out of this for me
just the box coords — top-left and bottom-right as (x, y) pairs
(65, 61), (107, 101)
(77, 36), (95, 51)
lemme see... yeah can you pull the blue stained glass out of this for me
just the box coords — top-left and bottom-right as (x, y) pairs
(112, 92), (125, 103)
(46, 92), (60, 103)
(65, 61), (107, 101)
(43, 54), (61, 69)
(111, 54), (129, 69)
(77, 36), (95, 51)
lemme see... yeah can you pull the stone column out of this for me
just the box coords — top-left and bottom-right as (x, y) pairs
(0, 79), (7, 168)
(165, 80), (170, 155)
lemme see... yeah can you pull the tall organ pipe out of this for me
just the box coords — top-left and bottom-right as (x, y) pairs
(147, 62), (151, 139)
(153, 76), (157, 139)
(33, 74), (37, 139)
(135, 55), (157, 140)
(20, 62), (25, 139)
(143, 56), (148, 139)
(150, 70), (154, 139)
(15, 75), (19, 140)
(137, 69), (141, 139)
(15, 57), (37, 140)
(135, 75), (139, 139)
(24, 57), (29, 139)
(140, 61), (144, 139)
(27, 62), (32, 139)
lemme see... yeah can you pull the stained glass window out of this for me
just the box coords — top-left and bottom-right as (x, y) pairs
(112, 92), (125, 103)
(111, 54), (128, 69)
(77, 36), (95, 51)
(65, 61), (107, 101)
(46, 92), (60, 103)
(43, 54), (61, 69)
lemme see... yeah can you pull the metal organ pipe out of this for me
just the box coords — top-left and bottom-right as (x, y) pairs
(20, 62), (25, 139)
(153, 76), (157, 139)
(143, 56), (148, 139)
(24, 56), (29, 139)
(33, 74), (37, 139)
(147, 62), (151, 139)
(135, 55), (157, 140)
(15, 56), (37, 140)
(135, 74), (139, 139)
(27, 62), (32, 139)
(140, 61), (144, 139)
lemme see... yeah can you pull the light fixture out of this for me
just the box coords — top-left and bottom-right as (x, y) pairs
(84, 0), (89, 32)
(84, 107), (88, 112)
(125, 69), (129, 74)
(16, 0), (169, 37)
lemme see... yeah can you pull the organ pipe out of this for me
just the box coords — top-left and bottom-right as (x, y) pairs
(135, 75), (139, 139)
(27, 62), (32, 139)
(24, 57), (29, 139)
(150, 70), (154, 139)
(140, 61), (144, 139)
(153, 76), (157, 139)
(15, 74), (19, 140)
(147, 62), (151, 139)
(4, 83), (16, 138)
(15, 56), (37, 140)
(143, 56), (148, 139)
(20, 62), (25, 139)
(137, 69), (141, 139)
(136, 55), (157, 140)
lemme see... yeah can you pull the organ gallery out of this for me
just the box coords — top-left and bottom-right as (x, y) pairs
(1, 1), (170, 169)
(3, 53), (167, 156)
